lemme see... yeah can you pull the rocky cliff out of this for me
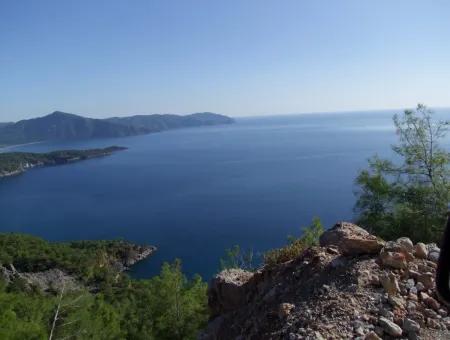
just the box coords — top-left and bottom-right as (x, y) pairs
(203, 222), (449, 339)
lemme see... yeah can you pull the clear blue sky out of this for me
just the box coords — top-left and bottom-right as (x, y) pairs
(1, 0), (450, 121)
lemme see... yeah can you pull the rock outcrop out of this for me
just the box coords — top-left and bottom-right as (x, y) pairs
(319, 222), (385, 255)
(202, 222), (449, 339)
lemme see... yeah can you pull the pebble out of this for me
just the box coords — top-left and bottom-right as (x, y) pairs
(427, 317), (440, 329)
(381, 272), (400, 295)
(408, 269), (420, 279)
(278, 303), (295, 318)
(364, 331), (382, 340)
(417, 272), (434, 289)
(408, 292), (418, 301)
(424, 296), (440, 311)
(406, 279), (415, 290)
(388, 295), (405, 308)
(415, 282), (425, 292)
(355, 326), (365, 336)
(424, 308), (438, 319)
(438, 309), (448, 317)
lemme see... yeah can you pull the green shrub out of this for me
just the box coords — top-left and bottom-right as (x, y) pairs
(264, 217), (323, 267)
(220, 245), (256, 271)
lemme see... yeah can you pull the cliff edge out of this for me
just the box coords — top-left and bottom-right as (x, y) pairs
(202, 222), (449, 339)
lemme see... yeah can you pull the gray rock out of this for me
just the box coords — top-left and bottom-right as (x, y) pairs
(415, 282), (425, 292)
(428, 251), (440, 263)
(208, 269), (254, 316)
(379, 317), (403, 337)
(397, 237), (414, 252)
(403, 318), (420, 333)
(406, 279), (415, 290)
(355, 326), (365, 336)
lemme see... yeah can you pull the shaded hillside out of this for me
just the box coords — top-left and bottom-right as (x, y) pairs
(105, 112), (234, 133)
(0, 111), (234, 145)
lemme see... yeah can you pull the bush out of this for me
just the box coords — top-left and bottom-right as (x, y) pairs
(220, 245), (256, 271)
(264, 217), (324, 267)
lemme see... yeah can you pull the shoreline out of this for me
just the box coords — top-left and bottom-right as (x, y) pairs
(0, 146), (127, 178)
(0, 141), (44, 152)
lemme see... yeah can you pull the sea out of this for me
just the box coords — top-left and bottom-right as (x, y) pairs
(1, 109), (449, 279)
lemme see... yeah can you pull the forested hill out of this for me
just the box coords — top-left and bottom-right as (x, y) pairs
(0, 111), (234, 146)
(0, 146), (126, 178)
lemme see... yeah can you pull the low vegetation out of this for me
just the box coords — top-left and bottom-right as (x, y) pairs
(264, 217), (324, 267)
(354, 104), (450, 243)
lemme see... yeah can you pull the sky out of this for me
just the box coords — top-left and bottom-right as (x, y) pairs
(1, 0), (450, 121)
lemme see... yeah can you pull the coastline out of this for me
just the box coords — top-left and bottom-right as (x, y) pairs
(0, 140), (44, 152)
(0, 146), (127, 178)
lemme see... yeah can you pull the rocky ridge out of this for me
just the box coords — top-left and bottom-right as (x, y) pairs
(203, 222), (449, 339)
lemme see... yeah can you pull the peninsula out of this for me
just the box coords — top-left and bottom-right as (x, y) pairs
(0, 146), (126, 178)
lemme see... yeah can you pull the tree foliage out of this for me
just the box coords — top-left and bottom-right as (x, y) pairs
(0, 234), (208, 340)
(355, 104), (450, 242)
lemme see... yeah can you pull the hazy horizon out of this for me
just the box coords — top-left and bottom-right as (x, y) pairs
(2, 1), (450, 121)
(3, 105), (450, 123)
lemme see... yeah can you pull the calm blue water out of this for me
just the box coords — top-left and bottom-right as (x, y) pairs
(1, 110), (448, 279)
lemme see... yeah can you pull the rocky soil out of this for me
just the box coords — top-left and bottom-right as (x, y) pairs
(202, 222), (449, 339)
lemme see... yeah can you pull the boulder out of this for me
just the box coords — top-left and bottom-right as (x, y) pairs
(396, 237), (414, 253)
(414, 243), (428, 259)
(380, 251), (407, 269)
(383, 241), (414, 261)
(319, 222), (384, 255)
(403, 317), (420, 333)
(208, 269), (254, 316)
(379, 317), (403, 337)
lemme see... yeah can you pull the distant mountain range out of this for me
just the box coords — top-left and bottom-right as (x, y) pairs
(0, 111), (234, 146)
